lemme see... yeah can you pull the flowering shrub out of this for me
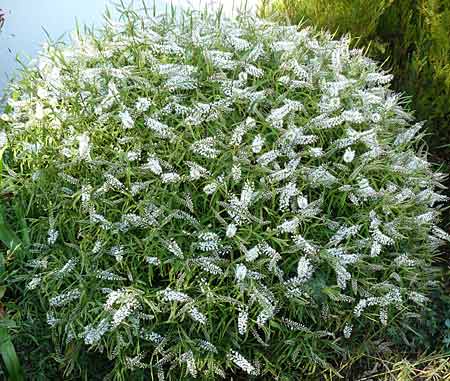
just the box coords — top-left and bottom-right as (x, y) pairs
(0, 6), (449, 380)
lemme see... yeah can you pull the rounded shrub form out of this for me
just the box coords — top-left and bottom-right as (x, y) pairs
(1, 7), (448, 380)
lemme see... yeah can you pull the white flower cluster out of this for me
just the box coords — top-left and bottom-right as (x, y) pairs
(227, 350), (259, 376)
(49, 289), (81, 307)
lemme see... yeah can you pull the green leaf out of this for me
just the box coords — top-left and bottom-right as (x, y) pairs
(0, 205), (21, 256)
(0, 286), (5, 299)
(0, 327), (24, 381)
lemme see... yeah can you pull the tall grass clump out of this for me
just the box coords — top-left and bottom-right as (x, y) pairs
(0, 4), (449, 380)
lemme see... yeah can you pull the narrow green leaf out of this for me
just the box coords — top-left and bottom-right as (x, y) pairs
(0, 204), (21, 255)
(0, 327), (24, 381)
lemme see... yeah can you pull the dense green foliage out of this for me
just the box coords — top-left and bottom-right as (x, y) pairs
(258, 0), (450, 376)
(258, 0), (450, 152)
(0, 4), (449, 380)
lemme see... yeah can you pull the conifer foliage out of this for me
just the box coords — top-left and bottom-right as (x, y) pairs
(0, 5), (448, 380)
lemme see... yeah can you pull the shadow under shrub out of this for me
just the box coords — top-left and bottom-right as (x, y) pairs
(0, 4), (449, 380)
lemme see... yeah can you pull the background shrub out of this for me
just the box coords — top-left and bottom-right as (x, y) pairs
(1, 4), (449, 380)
